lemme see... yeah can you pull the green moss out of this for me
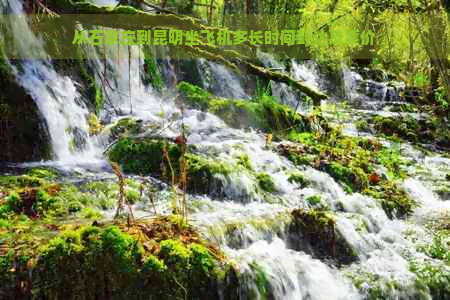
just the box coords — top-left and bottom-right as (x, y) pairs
(178, 81), (211, 107)
(107, 117), (143, 138)
(5, 191), (21, 208)
(0, 203), (13, 219)
(177, 81), (318, 132)
(410, 261), (450, 300)
(354, 119), (369, 132)
(387, 103), (419, 113)
(249, 262), (270, 300)
(27, 168), (59, 180)
(288, 209), (357, 265)
(82, 181), (117, 194)
(237, 154), (253, 171)
(417, 230), (450, 262)
(256, 173), (275, 193)
(33, 189), (59, 215)
(186, 154), (235, 194)
(80, 207), (102, 219)
(364, 182), (416, 219)
(369, 114), (450, 148)
(36, 225), (144, 299)
(435, 184), (450, 199)
(344, 269), (403, 299)
(108, 137), (237, 194)
(305, 195), (322, 206)
(142, 46), (164, 91)
(287, 171), (310, 188)
(0, 174), (45, 189)
(280, 132), (414, 218)
(125, 189), (140, 205)
(108, 138), (182, 175)
(322, 161), (368, 193)
(287, 152), (316, 166)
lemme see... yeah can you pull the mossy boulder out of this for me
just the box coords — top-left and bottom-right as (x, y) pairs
(287, 171), (310, 188)
(256, 173), (275, 193)
(108, 137), (235, 195)
(108, 137), (182, 176)
(287, 209), (358, 266)
(369, 114), (450, 148)
(411, 262), (450, 300)
(178, 81), (320, 132)
(0, 222), (228, 299)
(186, 154), (234, 195)
(278, 133), (415, 219)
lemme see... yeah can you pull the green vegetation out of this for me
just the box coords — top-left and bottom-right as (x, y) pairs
(280, 131), (416, 219)
(142, 45), (164, 91)
(305, 194), (322, 206)
(108, 137), (237, 194)
(369, 114), (450, 149)
(343, 268), (404, 299)
(256, 173), (276, 193)
(0, 171), (232, 299)
(178, 81), (324, 133)
(108, 138), (182, 175)
(0, 222), (228, 299)
(287, 171), (310, 188)
(417, 230), (450, 263)
(107, 117), (144, 139)
(411, 262), (450, 300)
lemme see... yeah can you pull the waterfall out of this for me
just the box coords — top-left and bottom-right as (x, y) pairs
(342, 66), (406, 110)
(2, 0), (98, 162)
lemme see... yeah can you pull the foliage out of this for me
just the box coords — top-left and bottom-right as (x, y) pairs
(410, 261), (450, 300)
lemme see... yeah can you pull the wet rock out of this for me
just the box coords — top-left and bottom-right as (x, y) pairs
(67, 126), (88, 152)
(0, 64), (52, 162)
(286, 209), (358, 266)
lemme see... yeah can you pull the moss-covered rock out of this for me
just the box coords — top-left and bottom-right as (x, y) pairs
(410, 262), (450, 300)
(278, 133), (415, 219)
(287, 171), (310, 188)
(256, 173), (275, 193)
(287, 209), (358, 266)
(108, 137), (237, 195)
(343, 268), (408, 299)
(186, 154), (234, 194)
(369, 114), (450, 149)
(178, 81), (320, 132)
(0, 217), (230, 300)
(108, 137), (182, 175)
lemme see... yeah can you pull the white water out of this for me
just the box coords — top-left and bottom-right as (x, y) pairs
(342, 67), (406, 110)
(3, 1), (450, 299)
(2, 0), (99, 163)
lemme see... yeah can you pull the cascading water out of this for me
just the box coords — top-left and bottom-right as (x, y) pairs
(198, 58), (249, 100)
(2, 0), (99, 163)
(342, 66), (406, 110)
(4, 0), (450, 299)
